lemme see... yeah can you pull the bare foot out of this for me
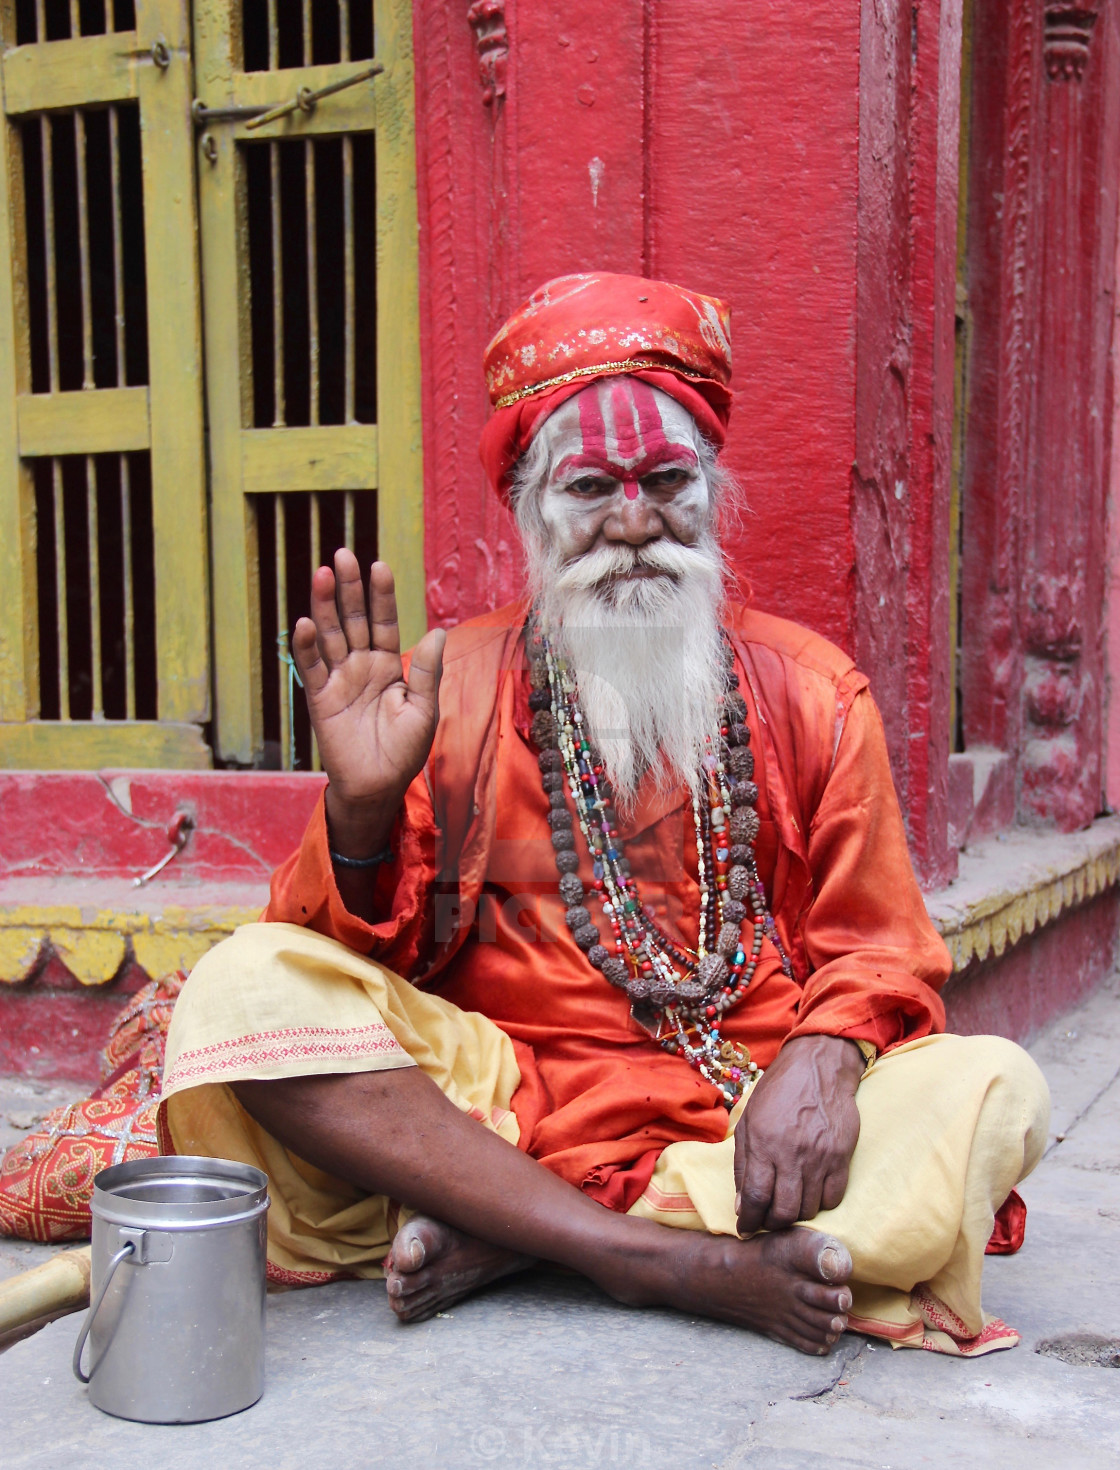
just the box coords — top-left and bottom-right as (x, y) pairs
(599, 1226), (854, 1356)
(384, 1214), (535, 1323)
(386, 1214), (851, 1353)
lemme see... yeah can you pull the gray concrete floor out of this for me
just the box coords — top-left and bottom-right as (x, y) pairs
(1, 974), (1118, 1469)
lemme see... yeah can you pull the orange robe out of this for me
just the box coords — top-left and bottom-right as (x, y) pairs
(266, 600), (950, 1205)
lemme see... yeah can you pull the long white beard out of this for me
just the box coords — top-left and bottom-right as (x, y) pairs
(528, 536), (728, 810)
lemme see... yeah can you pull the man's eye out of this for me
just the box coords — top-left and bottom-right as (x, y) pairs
(643, 468), (690, 489)
(567, 476), (611, 495)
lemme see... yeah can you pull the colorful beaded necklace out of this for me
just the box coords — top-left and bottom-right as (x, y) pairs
(527, 616), (793, 1109)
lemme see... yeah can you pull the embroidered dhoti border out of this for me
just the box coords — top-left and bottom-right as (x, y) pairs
(160, 923), (1050, 1356)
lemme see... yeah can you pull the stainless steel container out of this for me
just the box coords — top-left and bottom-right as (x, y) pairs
(72, 1155), (269, 1423)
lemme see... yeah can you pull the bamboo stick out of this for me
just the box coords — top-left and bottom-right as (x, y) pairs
(0, 1247), (91, 1335)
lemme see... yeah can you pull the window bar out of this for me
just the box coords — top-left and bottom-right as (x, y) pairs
(302, 0), (312, 67)
(271, 140), (285, 426)
(77, 106), (100, 715)
(267, 0), (278, 71)
(275, 494), (291, 769)
(343, 135), (355, 422)
(109, 103), (136, 719)
(341, 0), (354, 421)
(121, 456), (135, 719)
(310, 492), (321, 575)
(52, 460), (69, 719)
(41, 116), (59, 394)
(109, 104), (126, 384)
(40, 106), (66, 714)
(86, 456), (103, 717)
(69, 0), (78, 39)
(344, 490), (355, 552)
(306, 139), (319, 425)
(309, 491), (321, 771)
(75, 111), (94, 389)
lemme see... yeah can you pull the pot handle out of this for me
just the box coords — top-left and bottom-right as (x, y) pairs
(72, 1241), (135, 1384)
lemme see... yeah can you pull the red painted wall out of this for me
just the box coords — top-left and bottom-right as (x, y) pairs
(647, 5), (860, 647)
(416, 2), (863, 646)
(0, 771), (323, 883)
(412, 0), (963, 883)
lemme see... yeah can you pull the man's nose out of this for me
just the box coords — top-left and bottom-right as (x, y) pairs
(602, 484), (664, 544)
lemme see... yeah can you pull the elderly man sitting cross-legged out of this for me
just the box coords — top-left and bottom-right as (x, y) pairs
(161, 274), (1049, 1358)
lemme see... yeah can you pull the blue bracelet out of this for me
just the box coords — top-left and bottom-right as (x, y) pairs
(329, 845), (394, 869)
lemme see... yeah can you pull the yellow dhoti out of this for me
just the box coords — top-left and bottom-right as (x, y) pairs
(161, 923), (1050, 1356)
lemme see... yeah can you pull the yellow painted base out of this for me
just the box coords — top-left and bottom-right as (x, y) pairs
(927, 817), (1120, 970)
(0, 902), (261, 986)
(0, 927), (44, 983)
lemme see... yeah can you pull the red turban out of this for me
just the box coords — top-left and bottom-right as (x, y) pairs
(479, 273), (733, 500)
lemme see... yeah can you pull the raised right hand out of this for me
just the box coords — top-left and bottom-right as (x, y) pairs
(292, 550), (446, 858)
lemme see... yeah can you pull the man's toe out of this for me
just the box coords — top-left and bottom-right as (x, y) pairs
(815, 1237), (852, 1282)
(391, 1215), (446, 1275)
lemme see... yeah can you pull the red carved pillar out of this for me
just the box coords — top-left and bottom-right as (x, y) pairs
(1020, 1), (1119, 828)
(960, 0), (1119, 834)
(854, 0), (961, 886)
(959, 0), (1037, 765)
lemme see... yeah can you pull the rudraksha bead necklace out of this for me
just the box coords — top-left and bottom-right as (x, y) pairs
(528, 617), (793, 1108)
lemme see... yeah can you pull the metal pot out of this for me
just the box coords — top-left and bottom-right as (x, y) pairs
(72, 1155), (269, 1423)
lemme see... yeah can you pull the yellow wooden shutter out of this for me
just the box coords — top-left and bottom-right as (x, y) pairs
(0, 0), (210, 768)
(195, 0), (424, 769)
(0, 2), (423, 772)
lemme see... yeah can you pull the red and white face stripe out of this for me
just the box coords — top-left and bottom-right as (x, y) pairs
(546, 377), (701, 499)
(531, 377), (712, 560)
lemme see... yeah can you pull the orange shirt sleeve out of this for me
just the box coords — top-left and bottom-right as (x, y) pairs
(788, 687), (950, 1051)
(264, 775), (440, 978)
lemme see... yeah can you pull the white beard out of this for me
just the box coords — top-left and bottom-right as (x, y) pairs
(527, 535), (728, 810)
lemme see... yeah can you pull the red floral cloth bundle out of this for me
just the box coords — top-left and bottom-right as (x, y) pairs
(0, 973), (184, 1242)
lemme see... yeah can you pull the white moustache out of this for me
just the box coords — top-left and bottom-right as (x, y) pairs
(554, 538), (717, 596)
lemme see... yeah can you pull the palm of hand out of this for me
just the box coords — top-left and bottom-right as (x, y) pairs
(309, 647), (433, 803)
(291, 554), (446, 817)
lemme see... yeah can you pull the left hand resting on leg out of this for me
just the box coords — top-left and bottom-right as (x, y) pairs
(734, 1034), (865, 1236)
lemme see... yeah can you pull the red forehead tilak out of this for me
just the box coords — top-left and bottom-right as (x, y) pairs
(556, 379), (698, 499)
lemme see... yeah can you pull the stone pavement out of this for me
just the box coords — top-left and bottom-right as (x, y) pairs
(1, 974), (1118, 1469)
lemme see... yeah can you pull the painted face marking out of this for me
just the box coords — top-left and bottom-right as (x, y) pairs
(558, 379), (698, 496)
(532, 378), (714, 564)
(576, 385), (608, 465)
(608, 381), (642, 499)
(609, 377), (643, 460)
